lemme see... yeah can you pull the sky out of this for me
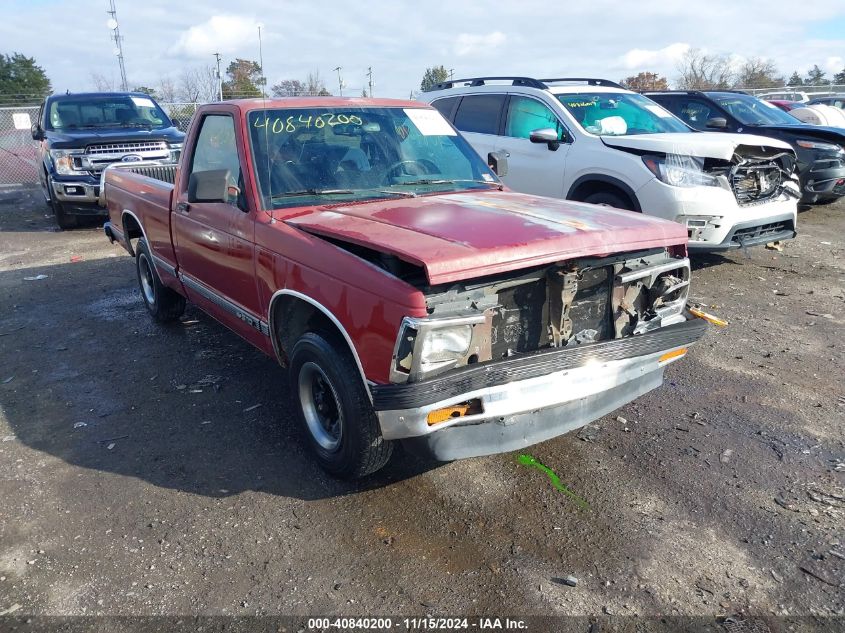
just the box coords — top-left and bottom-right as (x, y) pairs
(3, 0), (845, 99)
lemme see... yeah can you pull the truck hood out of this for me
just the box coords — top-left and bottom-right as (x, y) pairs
(45, 126), (184, 149)
(602, 132), (793, 159)
(284, 190), (687, 285)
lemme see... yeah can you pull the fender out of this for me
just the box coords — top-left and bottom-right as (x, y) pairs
(567, 174), (642, 212)
(267, 289), (372, 395)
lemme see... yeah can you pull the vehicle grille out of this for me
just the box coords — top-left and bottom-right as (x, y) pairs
(730, 221), (793, 245)
(730, 163), (783, 205)
(85, 141), (169, 155)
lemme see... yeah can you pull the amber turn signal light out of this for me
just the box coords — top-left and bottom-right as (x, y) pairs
(659, 348), (687, 364)
(426, 400), (483, 426)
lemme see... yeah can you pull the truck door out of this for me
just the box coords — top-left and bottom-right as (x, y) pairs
(495, 95), (569, 198)
(171, 111), (261, 332)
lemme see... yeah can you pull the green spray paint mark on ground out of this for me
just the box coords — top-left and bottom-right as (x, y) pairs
(517, 453), (589, 510)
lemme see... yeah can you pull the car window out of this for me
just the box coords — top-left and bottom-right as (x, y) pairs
(247, 106), (499, 209)
(190, 114), (244, 207)
(673, 99), (718, 130)
(431, 96), (459, 120)
(452, 95), (505, 135)
(505, 96), (565, 140)
(46, 95), (170, 130)
(710, 93), (800, 125)
(557, 92), (689, 135)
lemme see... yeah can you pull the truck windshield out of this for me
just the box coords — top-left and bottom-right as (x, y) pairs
(709, 93), (800, 126)
(556, 92), (690, 136)
(247, 106), (500, 209)
(47, 95), (172, 130)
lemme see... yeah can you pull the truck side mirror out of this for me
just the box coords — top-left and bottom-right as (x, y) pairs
(706, 117), (727, 129)
(487, 151), (508, 177)
(31, 124), (43, 141)
(188, 169), (230, 203)
(529, 127), (560, 151)
(170, 118), (181, 129)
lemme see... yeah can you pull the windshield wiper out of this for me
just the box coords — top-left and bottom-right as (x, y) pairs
(392, 178), (501, 188)
(271, 189), (354, 200)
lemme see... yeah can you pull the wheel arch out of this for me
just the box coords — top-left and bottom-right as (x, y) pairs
(121, 209), (147, 257)
(567, 175), (641, 212)
(268, 289), (371, 396)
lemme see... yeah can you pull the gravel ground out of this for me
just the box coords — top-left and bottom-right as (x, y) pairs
(0, 188), (843, 626)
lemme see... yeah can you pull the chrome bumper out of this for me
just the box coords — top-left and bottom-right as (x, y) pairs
(51, 179), (100, 204)
(372, 318), (707, 455)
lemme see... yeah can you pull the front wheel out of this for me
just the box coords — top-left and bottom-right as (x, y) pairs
(583, 191), (635, 211)
(289, 332), (393, 478)
(135, 238), (185, 322)
(46, 177), (77, 229)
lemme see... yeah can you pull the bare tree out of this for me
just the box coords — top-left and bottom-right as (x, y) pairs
(156, 76), (177, 102)
(177, 65), (218, 102)
(305, 70), (331, 96)
(675, 48), (734, 90)
(91, 72), (116, 91)
(734, 57), (782, 89)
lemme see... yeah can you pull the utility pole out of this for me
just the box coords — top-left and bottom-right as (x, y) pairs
(334, 66), (343, 96)
(448, 68), (454, 81)
(106, 0), (128, 91)
(213, 52), (223, 102)
(366, 66), (373, 98)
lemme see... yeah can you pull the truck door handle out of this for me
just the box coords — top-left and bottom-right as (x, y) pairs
(176, 202), (189, 213)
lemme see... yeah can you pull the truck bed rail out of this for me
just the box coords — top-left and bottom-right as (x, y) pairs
(99, 162), (177, 206)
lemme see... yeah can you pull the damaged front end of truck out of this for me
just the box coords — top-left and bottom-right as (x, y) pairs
(370, 247), (706, 460)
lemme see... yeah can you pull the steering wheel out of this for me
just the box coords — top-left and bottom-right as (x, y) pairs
(383, 159), (439, 183)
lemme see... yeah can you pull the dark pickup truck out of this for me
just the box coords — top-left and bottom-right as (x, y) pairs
(101, 97), (708, 478)
(31, 92), (184, 228)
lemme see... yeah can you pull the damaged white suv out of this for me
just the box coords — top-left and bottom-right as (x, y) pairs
(422, 77), (800, 251)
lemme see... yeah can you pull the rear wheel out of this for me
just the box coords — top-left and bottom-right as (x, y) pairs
(135, 238), (185, 322)
(46, 177), (77, 229)
(583, 191), (635, 211)
(289, 331), (393, 479)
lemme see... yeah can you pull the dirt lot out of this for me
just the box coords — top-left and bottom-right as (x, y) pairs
(0, 189), (843, 626)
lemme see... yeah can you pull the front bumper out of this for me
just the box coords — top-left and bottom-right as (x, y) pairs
(799, 158), (845, 203)
(687, 212), (796, 252)
(372, 318), (707, 460)
(635, 178), (799, 248)
(50, 176), (104, 213)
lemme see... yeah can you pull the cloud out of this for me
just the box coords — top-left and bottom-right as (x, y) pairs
(169, 15), (260, 58)
(620, 43), (690, 70)
(454, 31), (507, 57)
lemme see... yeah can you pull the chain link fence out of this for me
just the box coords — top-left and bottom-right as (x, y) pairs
(0, 106), (40, 186)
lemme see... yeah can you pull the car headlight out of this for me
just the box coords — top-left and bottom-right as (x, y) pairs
(49, 149), (86, 176)
(795, 139), (844, 153)
(419, 325), (472, 365)
(168, 143), (183, 162)
(390, 316), (487, 383)
(643, 155), (719, 188)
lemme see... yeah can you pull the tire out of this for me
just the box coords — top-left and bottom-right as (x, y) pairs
(46, 176), (77, 229)
(583, 191), (635, 211)
(135, 238), (186, 323)
(289, 331), (393, 479)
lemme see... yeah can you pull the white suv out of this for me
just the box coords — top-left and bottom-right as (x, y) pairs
(421, 77), (800, 251)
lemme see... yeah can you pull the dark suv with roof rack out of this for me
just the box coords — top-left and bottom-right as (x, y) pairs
(31, 92), (184, 228)
(645, 90), (845, 206)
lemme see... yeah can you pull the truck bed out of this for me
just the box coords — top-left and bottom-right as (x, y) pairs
(102, 163), (178, 272)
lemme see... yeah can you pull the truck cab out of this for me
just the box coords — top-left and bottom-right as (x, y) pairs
(32, 92), (184, 228)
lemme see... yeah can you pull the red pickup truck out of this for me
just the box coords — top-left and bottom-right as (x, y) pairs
(101, 97), (707, 478)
